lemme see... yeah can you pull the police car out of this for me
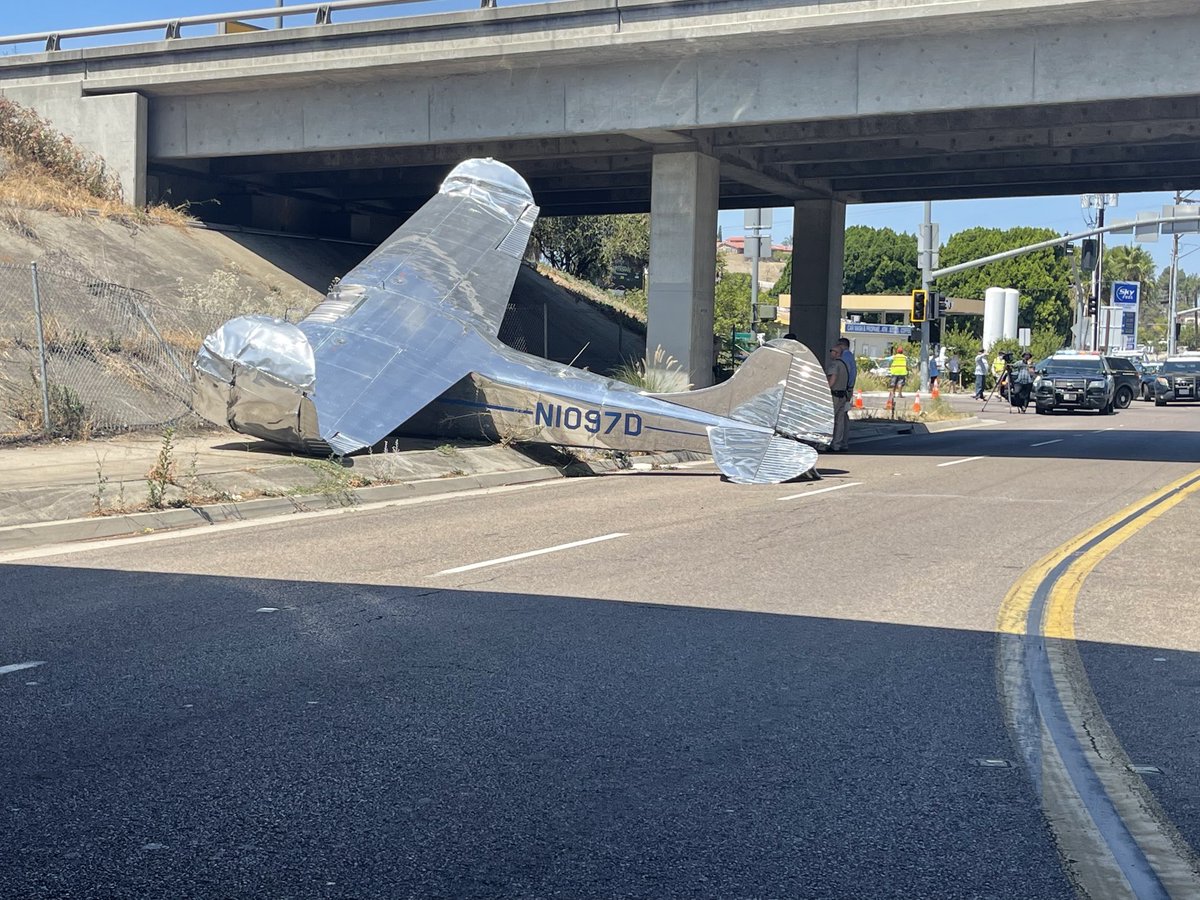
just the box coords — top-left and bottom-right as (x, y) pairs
(1152, 356), (1200, 405)
(1032, 353), (1117, 415)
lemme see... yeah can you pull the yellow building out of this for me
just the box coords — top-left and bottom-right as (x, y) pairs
(776, 293), (984, 358)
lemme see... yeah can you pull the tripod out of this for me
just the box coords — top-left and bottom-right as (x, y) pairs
(980, 362), (1014, 413)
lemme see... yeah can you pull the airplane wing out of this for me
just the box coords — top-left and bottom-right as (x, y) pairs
(332, 158), (538, 337)
(193, 159), (540, 455)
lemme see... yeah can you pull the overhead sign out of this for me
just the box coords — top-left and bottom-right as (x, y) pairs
(1112, 281), (1140, 305)
(843, 322), (911, 335)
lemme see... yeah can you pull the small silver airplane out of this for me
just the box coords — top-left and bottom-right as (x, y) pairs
(193, 159), (834, 484)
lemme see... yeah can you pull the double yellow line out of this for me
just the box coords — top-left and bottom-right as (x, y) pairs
(997, 466), (1200, 898)
(998, 467), (1200, 639)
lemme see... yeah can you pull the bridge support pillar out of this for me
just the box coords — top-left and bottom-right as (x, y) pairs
(648, 151), (719, 388)
(0, 85), (147, 207)
(790, 198), (846, 360)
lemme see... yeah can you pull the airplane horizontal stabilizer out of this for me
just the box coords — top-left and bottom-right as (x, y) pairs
(708, 425), (819, 484)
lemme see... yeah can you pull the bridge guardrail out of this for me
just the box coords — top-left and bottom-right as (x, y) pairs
(1, 0), (495, 54)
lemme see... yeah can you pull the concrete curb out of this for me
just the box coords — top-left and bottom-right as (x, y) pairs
(0, 425), (958, 553)
(0, 465), (562, 554)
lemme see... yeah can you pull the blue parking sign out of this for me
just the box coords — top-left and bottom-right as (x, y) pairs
(1112, 281), (1140, 305)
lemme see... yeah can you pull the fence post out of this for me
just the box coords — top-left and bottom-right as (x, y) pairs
(29, 262), (52, 435)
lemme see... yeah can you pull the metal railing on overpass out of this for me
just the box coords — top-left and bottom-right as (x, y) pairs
(0, 0), (496, 54)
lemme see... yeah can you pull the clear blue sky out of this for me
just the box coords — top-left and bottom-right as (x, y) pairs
(6, 1), (1200, 275)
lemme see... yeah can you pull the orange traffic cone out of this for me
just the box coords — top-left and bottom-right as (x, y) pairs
(912, 392), (923, 414)
(853, 389), (864, 409)
(931, 383), (940, 400)
(884, 395), (893, 411)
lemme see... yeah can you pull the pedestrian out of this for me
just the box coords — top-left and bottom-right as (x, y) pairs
(825, 346), (851, 452)
(973, 349), (988, 399)
(888, 346), (909, 405)
(928, 353), (940, 393)
(948, 352), (961, 391)
(836, 337), (857, 391)
(1011, 351), (1035, 413)
(992, 352), (1008, 399)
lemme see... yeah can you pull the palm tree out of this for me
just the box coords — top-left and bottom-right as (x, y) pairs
(1101, 245), (1157, 295)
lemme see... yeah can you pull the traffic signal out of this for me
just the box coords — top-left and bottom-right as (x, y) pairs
(934, 292), (951, 317)
(911, 289), (928, 323)
(1087, 295), (1098, 317)
(1080, 239), (1098, 273)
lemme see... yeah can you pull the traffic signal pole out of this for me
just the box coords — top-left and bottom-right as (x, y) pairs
(1092, 206), (1105, 351)
(919, 201), (932, 393)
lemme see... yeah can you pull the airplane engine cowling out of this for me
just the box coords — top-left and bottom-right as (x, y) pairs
(193, 314), (323, 450)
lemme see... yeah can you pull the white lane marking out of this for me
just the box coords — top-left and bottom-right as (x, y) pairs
(0, 661), (45, 676)
(433, 532), (628, 577)
(1030, 439), (1064, 447)
(0, 478), (584, 564)
(777, 482), (862, 502)
(937, 456), (987, 467)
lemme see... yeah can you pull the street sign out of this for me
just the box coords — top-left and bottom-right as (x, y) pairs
(744, 209), (773, 229)
(743, 235), (771, 258)
(1112, 281), (1140, 305)
(843, 322), (911, 335)
(1018, 327), (1032, 347)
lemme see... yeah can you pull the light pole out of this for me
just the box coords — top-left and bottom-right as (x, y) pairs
(1081, 193), (1118, 350)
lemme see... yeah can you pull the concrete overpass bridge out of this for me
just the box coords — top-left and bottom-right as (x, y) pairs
(2, 0), (1198, 383)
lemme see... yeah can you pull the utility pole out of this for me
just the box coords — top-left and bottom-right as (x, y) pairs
(1169, 190), (1182, 356)
(1082, 193), (1118, 351)
(918, 202), (934, 392)
(744, 209), (772, 337)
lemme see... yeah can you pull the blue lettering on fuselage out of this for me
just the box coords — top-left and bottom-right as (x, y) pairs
(534, 402), (642, 436)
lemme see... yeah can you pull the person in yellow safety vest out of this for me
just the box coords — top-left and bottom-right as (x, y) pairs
(991, 352), (1009, 399)
(888, 347), (909, 406)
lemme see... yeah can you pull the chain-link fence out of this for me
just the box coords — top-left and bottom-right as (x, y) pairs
(0, 263), (229, 442)
(0, 262), (647, 444)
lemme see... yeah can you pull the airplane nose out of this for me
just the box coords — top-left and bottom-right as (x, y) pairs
(193, 315), (320, 448)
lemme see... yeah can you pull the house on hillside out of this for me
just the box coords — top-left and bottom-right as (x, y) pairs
(717, 236), (792, 257)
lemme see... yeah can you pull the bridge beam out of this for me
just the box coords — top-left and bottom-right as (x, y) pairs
(647, 151), (719, 389)
(789, 198), (847, 362)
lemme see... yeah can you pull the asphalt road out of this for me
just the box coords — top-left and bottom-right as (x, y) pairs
(2, 401), (1199, 899)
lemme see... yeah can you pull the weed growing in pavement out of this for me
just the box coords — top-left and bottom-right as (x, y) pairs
(146, 426), (178, 509)
(90, 452), (109, 516)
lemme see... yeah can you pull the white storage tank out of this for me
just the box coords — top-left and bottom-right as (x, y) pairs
(1003, 288), (1020, 341)
(983, 287), (1005, 349)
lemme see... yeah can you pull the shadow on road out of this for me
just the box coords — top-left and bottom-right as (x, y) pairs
(0, 564), (1088, 899)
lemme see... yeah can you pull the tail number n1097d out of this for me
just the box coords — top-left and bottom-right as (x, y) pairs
(535, 402), (642, 436)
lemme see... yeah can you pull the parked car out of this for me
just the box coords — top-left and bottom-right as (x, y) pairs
(1033, 354), (1116, 415)
(1137, 361), (1160, 400)
(867, 357), (891, 378)
(1101, 354), (1141, 408)
(1152, 357), (1200, 405)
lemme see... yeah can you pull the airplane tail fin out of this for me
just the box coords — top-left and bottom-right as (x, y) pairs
(651, 338), (834, 445)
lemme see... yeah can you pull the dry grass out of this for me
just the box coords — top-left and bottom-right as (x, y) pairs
(535, 262), (647, 326)
(0, 155), (190, 226)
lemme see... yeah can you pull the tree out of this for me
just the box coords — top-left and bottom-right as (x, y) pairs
(714, 260), (752, 337)
(769, 225), (920, 301)
(532, 214), (650, 285)
(936, 226), (1073, 339)
(842, 226), (920, 295)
